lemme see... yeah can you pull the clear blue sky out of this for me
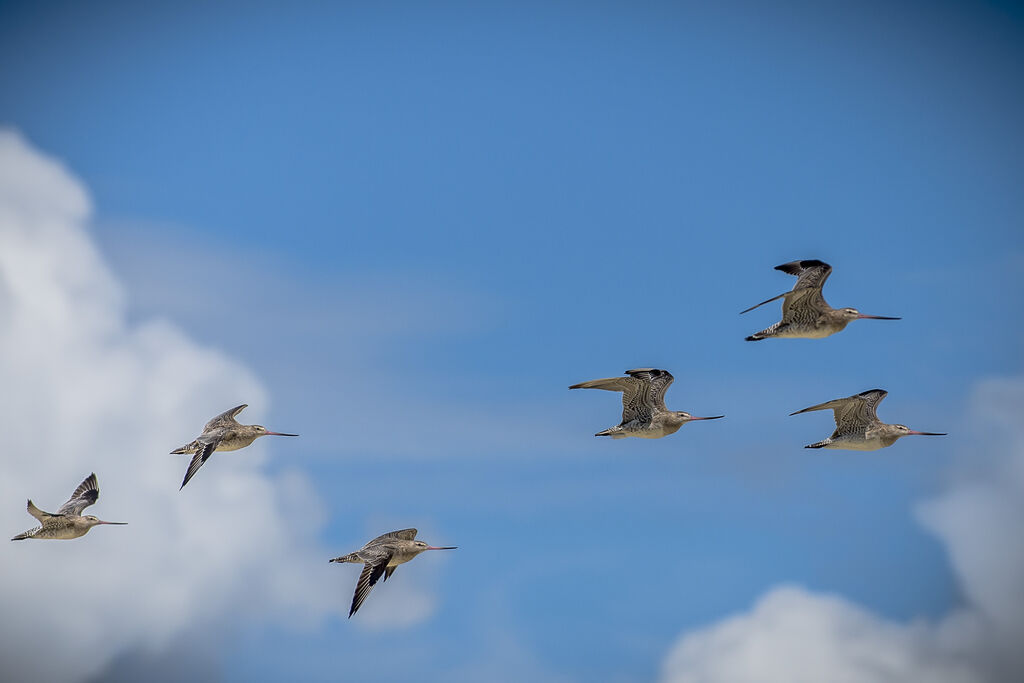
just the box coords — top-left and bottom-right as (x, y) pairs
(1, 1), (1022, 681)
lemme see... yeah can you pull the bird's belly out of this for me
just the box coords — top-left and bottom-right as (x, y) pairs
(777, 326), (836, 339)
(624, 425), (668, 439)
(36, 525), (87, 540)
(826, 436), (883, 451)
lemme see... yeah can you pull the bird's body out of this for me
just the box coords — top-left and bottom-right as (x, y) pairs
(742, 260), (900, 341)
(330, 528), (456, 617)
(172, 404), (298, 489)
(569, 368), (723, 439)
(791, 389), (946, 450)
(11, 473), (125, 541)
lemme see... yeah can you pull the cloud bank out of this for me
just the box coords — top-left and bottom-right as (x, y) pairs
(0, 130), (434, 682)
(660, 377), (1024, 683)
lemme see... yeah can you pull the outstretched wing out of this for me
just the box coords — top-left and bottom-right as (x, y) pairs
(740, 260), (832, 315)
(849, 389), (888, 424)
(369, 528), (418, 544)
(791, 390), (888, 435)
(349, 553), (391, 617)
(780, 287), (829, 324)
(179, 440), (218, 490)
(203, 404), (248, 431)
(624, 369), (674, 413)
(56, 473), (99, 515)
(571, 369), (673, 423)
(775, 260), (833, 291)
(27, 499), (53, 521)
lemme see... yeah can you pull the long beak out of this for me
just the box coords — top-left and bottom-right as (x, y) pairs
(857, 314), (901, 320)
(265, 431), (299, 437)
(426, 546), (458, 550)
(98, 520), (127, 525)
(689, 415), (725, 421)
(907, 430), (947, 436)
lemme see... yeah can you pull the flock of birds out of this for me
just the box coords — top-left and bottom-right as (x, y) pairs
(11, 259), (946, 617)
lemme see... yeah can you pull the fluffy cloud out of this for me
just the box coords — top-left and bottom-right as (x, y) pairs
(660, 378), (1024, 683)
(0, 130), (432, 682)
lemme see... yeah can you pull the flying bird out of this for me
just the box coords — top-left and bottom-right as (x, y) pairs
(329, 528), (457, 618)
(11, 473), (126, 540)
(791, 389), (946, 450)
(569, 368), (723, 439)
(742, 260), (900, 340)
(172, 404), (298, 489)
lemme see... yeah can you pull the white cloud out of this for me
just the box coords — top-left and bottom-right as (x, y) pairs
(0, 130), (439, 682)
(660, 377), (1024, 683)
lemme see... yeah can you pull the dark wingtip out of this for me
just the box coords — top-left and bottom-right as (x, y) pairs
(776, 259), (826, 270)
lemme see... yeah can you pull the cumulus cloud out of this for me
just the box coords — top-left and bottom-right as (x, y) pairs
(660, 378), (1024, 683)
(0, 130), (437, 683)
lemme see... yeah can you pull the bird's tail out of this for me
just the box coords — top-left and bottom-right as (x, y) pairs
(805, 439), (831, 449)
(329, 552), (361, 564)
(170, 440), (198, 455)
(11, 531), (31, 541)
(744, 334), (766, 342)
(595, 428), (627, 438)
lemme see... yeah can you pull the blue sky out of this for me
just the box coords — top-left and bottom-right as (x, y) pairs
(1, 1), (1022, 681)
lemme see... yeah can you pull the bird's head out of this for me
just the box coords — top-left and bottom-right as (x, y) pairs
(674, 411), (725, 424)
(840, 307), (901, 322)
(84, 515), (126, 527)
(891, 424), (947, 439)
(253, 425), (299, 438)
(412, 540), (457, 553)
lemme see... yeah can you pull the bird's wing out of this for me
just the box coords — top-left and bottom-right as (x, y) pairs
(851, 389), (888, 424)
(625, 368), (674, 413)
(791, 390), (887, 435)
(780, 287), (829, 323)
(26, 499), (53, 521)
(203, 404), (248, 431)
(349, 553), (391, 617)
(179, 439), (218, 490)
(56, 473), (99, 515)
(775, 260), (833, 291)
(571, 375), (647, 423)
(369, 528), (418, 544)
(741, 260), (832, 315)
(740, 291), (789, 315)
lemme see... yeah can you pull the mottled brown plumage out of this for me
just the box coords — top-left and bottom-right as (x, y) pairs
(11, 473), (125, 541)
(329, 528), (456, 617)
(791, 389), (946, 450)
(172, 404), (298, 489)
(570, 368), (723, 439)
(743, 260), (900, 340)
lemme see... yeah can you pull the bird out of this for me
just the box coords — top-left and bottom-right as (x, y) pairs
(790, 389), (947, 450)
(11, 473), (126, 540)
(741, 259), (900, 340)
(569, 368), (724, 439)
(172, 404), (298, 489)
(329, 528), (457, 618)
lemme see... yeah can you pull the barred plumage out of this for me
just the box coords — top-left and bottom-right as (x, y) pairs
(791, 389), (946, 450)
(570, 368), (723, 439)
(329, 528), (456, 618)
(742, 260), (900, 340)
(172, 404), (298, 489)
